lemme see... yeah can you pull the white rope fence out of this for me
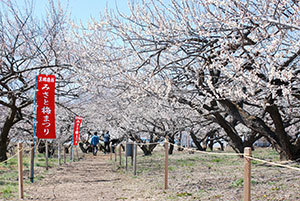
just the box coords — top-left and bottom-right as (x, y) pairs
(117, 139), (300, 200)
(0, 146), (32, 164)
(246, 156), (300, 171)
(127, 140), (300, 172)
(0, 151), (20, 164)
(165, 141), (300, 172)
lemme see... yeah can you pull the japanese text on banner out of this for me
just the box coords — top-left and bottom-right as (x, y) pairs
(73, 116), (83, 146)
(36, 74), (56, 139)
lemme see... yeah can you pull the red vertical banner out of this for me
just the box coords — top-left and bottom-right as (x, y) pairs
(73, 116), (83, 146)
(36, 74), (56, 139)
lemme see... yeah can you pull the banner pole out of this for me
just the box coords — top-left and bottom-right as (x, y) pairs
(70, 146), (73, 162)
(70, 145), (73, 162)
(57, 79), (60, 166)
(45, 140), (49, 170)
(70, 116), (75, 162)
(31, 75), (38, 183)
(29, 144), (34, 180)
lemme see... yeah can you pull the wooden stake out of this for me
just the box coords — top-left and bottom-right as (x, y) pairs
(125, 141), (128, 171)
(114, 145), (117, 161)
(133, 142), (137, 175)
(45, 140), (49, 170)
(63, 146), (66, 163)
(164, 136), (169, 190)
(243, 147), (252, 201)
(29, 145), (34, 182)
(58, 143), (61, 166)
(119, 144), (122, 166)
(76, 146), (79, 161)
(17, 143), (24, 199)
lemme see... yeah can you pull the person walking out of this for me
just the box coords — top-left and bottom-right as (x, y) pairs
(91, 132), (100, 156)
(103, 131), (110, 153)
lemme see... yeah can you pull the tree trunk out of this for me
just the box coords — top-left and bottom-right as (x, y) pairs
(189, 130), (206, 151)
(203, 102), (245, 153)
(0, 137), (8, 162)
(266, 104), (298, 160)
(213, 112), (244, 153)
(209, 140), (214, 151)
(218, 99), (280, 145)
(179, 99), (258, 154)
(219, 99), (300, 160)
(140, 146), (152, 155)
(169, 144), (174, 155)
(177, 132), (184, 151)
(0, 108), (17, 162)
(217, 141), (224, 151)
(140, 144), (157, 156)
(168, 136), (175, 155)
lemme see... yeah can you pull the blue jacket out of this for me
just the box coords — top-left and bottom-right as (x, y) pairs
(91, 135), (99, 146)
(104, 133), (110, 142)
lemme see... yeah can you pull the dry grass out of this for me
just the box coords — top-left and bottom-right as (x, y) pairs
(117, 146), (300, 200)
(2, 146), (299, 200)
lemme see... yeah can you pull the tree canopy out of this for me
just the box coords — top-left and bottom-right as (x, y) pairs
(1, 0), (299, 161)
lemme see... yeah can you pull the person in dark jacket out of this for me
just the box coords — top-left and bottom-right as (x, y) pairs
(91, 132), (100, 156)
(103, 131), (110, 153)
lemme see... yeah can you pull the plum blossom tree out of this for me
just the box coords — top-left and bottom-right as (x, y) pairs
(74, 0), (299, 160)
(0, 0), (80, 161)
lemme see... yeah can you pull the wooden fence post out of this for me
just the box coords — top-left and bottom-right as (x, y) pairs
(58, 143), (61, 166)
(29, 144), (34, 182)
(243, 147), (252, 201)
(17, 143), (24, 199)
(165, 136), (169, 190)
(45, 140), (49, 170)
(76, 146), (79, 161)
(115, 145), (117, 161)
(63, 146), (66, 164)
(119, 144), (122, 166)
(125, 141), (128, 171)
(133, 142), (137, 175)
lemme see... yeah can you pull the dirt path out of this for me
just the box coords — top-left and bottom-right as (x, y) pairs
(23, 154), (142, 201)
(19, 148), (300, 201)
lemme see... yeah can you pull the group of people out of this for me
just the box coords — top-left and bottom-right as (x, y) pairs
(90, 131), (110, 156)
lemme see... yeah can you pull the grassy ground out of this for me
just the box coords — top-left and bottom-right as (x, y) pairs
(0, 147), (81, 200)
(1, 145), (300, 200)
(114, 146), (300, 200)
